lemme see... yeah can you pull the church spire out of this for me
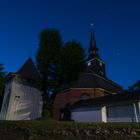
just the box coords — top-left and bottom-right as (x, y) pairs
(86, 29), (106, 77)
(88, 30), (99, 59)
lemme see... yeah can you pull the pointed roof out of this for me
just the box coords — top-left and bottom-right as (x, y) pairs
(88, 31), (99, 60)
(89, 31), (98, 52)
(16, 58), (40, 79)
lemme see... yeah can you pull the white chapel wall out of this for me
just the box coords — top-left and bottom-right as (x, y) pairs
(72, 107), (102, 122)
(2, 78), (43, 120)
(0, 80), (13, 120)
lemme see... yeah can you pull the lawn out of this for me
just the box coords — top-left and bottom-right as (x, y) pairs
(0, 120), (140, 140)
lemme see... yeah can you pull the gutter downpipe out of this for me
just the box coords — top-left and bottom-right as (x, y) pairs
(133, 103), (138, 123)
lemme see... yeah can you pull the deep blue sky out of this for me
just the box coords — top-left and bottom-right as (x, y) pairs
(0, 0), (140, 89)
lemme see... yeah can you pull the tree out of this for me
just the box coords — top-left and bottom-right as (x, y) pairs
(36, 29), (62, 98)
(36, 28), (62, 118)
(129, 80), (140, 90)
(36, 29), (85, 118)
(0, 64), (6, 109)
(50, 40), (85, 99)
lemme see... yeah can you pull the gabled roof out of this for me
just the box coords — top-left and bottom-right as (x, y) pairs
(16, 58), (40, 79)
(70, 73), (123, 93)
(71, 89), (140, 109)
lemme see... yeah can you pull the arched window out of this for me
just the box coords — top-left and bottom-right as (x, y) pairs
(80, 93), (90, 100)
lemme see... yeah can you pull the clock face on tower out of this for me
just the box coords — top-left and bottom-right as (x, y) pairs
(86, 57), (106, 77)
(99, 62), (102, 66)
(87, 61), (91, 66)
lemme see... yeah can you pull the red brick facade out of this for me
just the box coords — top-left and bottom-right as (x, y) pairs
(53, 88), (109, 120)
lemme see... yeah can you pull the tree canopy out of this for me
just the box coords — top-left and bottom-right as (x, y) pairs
(129, 80), (140, 90)
(50, 40), (85, 98)
(36, 29), (62, 97)
(36, 28), (85, 118)
(36, 28), (85, 105)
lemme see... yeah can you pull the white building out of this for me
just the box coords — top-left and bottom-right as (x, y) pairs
(71, 89), (140, 122)
(0, 58), (43, 120)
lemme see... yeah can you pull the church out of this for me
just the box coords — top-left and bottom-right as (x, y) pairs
(1, 31), (140, 122)
(53, 31), (140, 122)
(53, 31), (123, 120)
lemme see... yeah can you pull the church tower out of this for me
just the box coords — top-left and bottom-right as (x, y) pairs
(86, 31), (106, 77)
(0, 58), (43, 120)
(53, 31), (123, 120)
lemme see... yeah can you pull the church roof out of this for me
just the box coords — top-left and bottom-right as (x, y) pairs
(70, 73), (123, 93)
(61, 31), (123, 94)
(71, 89), (140, 109)
(16, 58), (40, 79)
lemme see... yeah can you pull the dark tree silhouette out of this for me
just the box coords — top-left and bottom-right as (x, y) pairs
(36, 28), (62, 118)
(36, 28), (85, 118)
(129, 80), (140, 90)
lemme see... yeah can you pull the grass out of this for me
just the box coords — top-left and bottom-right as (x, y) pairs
(0, 120), (140, 140)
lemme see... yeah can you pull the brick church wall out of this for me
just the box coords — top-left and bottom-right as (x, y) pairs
(53, 88), (109, 120)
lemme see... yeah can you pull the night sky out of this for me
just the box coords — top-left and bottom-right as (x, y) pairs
(0, 0), (140, 89)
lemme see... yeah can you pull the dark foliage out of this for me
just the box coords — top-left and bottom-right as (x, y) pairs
(50, 40), (85, 99)
(129, 80), (140, 90)
(36, 29), (62, 118)
(36, 28), (85, 118)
